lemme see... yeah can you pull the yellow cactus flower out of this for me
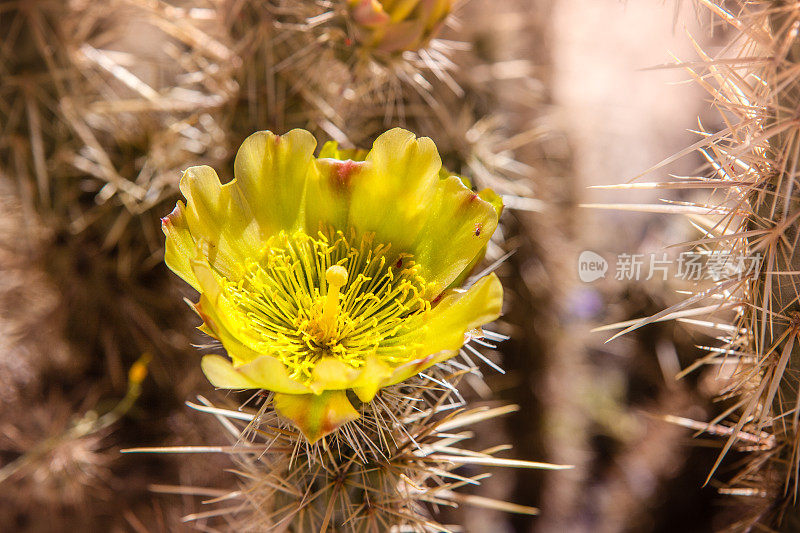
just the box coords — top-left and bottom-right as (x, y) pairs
(162, 128), (502, 443)
(347, 0), (454, 54)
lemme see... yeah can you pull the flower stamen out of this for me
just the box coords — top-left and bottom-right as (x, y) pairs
(219, 229), (431, 382)
(320, 265), (348, 339)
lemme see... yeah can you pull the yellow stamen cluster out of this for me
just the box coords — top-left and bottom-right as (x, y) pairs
(222, 229), (430, 383)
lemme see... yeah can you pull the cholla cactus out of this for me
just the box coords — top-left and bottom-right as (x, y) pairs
(600, 0), (800, 528)
(162, 127), (502, 442)
(248, 0), (469, 147)
(156, 367), (552, 532)
(1, 0), (549, 528)
(151, 127), (567, 530)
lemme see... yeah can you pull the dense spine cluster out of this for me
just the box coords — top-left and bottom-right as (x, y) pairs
(606, 1), (800, 529)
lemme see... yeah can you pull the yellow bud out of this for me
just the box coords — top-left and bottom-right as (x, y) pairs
(128, 353), (152, 385)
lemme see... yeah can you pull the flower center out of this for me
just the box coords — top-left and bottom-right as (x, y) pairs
(222, 229), (430, 383)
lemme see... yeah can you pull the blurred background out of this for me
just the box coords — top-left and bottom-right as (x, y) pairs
(0, 0), (753, 531)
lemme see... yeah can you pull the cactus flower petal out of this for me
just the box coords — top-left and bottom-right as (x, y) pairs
(201, 354), (311, 395)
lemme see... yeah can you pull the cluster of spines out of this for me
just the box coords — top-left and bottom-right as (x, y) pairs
(598, 1), (800, 528)
(127, 360), (563, 532)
